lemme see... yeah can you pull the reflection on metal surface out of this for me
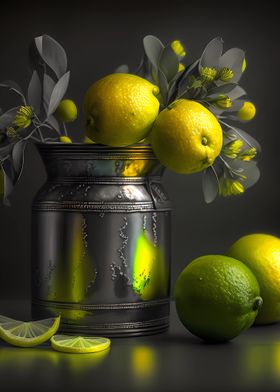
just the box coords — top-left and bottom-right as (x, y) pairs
(47, 214), (96, 309)
(121, 160), (149, 177)
(131, 345), (158, 381)
(132, 230), (168, 300)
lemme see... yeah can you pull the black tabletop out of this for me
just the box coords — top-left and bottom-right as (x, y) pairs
(1, 300), (280, 392)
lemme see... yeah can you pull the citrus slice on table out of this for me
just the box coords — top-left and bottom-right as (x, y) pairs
(0, 315), (60, 347)
(51, 335), (111, 354)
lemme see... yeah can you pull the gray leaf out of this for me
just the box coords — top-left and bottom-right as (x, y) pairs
(200, 37), (223, 69)
(231, 160), (260, 189)
(47, 114), (60, 133)
(36, 35), (67, 79)
(28, 71), (41, 115)
(202, 166), (219, 203)
(29, 37), (44, 70)
(178, 59), (199, 96)
(35, 36), (43, 56)
(226, 99), (245, 112)
(115, 64), (129, 73)
(227, 86), (246, 101)
(159, 46), (179, 83)
(157, 69), (169, 107)
(1, 157), (15, 206)
(0, 107), (19, 130)
(43, 74), (56, 113)
(47, 71), (70, 117)
(208, 83), (237, 98)
(143, 35), (164, 69)
(0, 142), (14, 161)
(12, 140), (27, 178)
(219, 48), (245, 83)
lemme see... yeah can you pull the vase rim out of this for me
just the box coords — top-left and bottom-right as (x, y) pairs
(35, 142), (158, 160)
(35, 142), (153, 152)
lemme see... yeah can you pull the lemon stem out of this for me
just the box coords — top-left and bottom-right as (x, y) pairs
(253, 297), (263, 311)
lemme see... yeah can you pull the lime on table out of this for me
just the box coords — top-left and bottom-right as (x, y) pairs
(51, 335), (111, 354)
(174, 255), (263, 342)
(0, 315), (60, 347)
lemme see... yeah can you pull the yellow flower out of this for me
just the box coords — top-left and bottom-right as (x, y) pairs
(219, 67), (234, 82)
(199, 67), (218, 83)
(178, 63), (185, 72)
(13, 106), (33, 128)
(171, 40), (186, 58)
(231, 180), (245, 195)
(215, 95), (232, 109)
(239, 147), (257, 161)
(59, 136), (72, 143)
(242, 58), (246, 73)
(6, 127), (18, 139)
(223, 139), (244, 158)
(237, 101), (256, 121)
(219, 178), (244, 197)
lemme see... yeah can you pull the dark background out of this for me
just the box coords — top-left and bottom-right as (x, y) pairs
(0, 1), (279, 300)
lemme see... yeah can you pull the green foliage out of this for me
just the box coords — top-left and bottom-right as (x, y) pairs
(0, 35), (74, 205)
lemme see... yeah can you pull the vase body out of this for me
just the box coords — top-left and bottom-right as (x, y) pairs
(31, 144), (171, 336)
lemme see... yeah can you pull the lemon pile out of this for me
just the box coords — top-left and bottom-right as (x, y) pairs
(83, 73), (223, 174)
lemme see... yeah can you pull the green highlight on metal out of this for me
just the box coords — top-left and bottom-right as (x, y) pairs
(132, 230), (168, 300)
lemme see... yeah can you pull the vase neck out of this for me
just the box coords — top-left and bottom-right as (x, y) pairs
(36, 143), (164, 179)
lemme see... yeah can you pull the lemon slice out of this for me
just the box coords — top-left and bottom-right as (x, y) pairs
(51, 335), (111, 354)
(0, 314), (60, 347)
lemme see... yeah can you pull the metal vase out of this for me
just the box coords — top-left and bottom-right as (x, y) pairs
(31, 143), (171, 336)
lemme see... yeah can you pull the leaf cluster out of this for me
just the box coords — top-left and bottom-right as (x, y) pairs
(0, 35), (71, 205)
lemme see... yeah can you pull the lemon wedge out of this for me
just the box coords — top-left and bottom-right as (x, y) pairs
(51, 335), (111, 354)
(0, 314), (60, 347)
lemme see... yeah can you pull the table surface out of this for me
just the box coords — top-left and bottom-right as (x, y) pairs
(1, 300), (280, 392)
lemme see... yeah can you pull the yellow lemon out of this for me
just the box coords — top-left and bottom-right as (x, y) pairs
(237, 101), (256, 121)
(83, 73), (160, 147)
(55, 99), (78, 123)
(150, 99), (223, 174)
(174, 255), (262, 342)
(228, 234), (280, 324)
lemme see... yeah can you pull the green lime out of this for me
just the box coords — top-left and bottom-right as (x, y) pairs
(228, 234), (280, 324)
(0, 315), (60, 347)
(51, 335), (111, 354)
(174, 255), (262, 342)
(55, 99), (78, 123)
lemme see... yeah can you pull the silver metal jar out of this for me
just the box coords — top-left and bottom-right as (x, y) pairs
(31, 144), (171, 336)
